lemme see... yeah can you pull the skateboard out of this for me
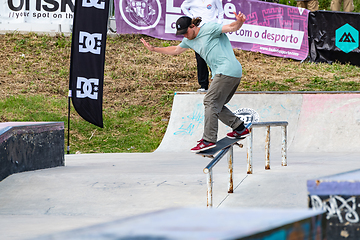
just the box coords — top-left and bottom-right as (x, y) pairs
(196, 136), (245, 158)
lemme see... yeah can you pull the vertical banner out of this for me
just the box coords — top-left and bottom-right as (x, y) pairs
(69, 0), (110, 128)
(114, 0), (309, 60)
(308, 11), (360, 66)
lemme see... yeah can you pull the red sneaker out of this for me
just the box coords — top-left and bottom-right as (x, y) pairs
(191, 139), (216, 153)
(227, 128), (250, 139)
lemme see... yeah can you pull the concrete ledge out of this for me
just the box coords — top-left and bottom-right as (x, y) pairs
(0, 122), (64, 181)
(308, 169), (360, 240)
(34, 207), (325, 240)
(34, 208), (324, 240)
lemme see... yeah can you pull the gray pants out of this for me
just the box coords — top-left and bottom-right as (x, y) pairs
(203, 74), (243, 143)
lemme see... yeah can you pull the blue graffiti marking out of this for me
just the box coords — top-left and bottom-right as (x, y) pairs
(174, 103), (204, 136)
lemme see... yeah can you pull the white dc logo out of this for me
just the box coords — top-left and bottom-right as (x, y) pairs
(76, 77), (99, 100)
(79, 31), (102, 55)
(82, 0), (105, 9)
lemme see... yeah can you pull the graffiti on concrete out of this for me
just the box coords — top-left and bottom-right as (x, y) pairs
(174, 103), (204, 136)
(310, 195), (359, 223)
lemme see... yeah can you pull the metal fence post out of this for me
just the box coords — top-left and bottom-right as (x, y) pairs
(108, 0), (116, 33)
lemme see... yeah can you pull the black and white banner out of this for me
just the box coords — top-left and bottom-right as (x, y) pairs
(69, 0), (110, 128)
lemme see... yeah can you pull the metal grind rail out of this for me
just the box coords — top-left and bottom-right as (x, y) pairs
(203, 121), (288, 208)
(248, 121), (288, 174)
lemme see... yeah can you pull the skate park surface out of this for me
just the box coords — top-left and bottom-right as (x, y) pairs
(1, 92), (360, 239)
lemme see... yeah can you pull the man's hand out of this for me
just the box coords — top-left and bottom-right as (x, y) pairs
(140, 38), (154, 51)
(221, 11), (246, 34)
(234, 11), (246, 24)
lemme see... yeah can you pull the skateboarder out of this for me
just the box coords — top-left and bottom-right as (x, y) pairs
(181, 0), (224, 92)
(140, 11), (249, 152)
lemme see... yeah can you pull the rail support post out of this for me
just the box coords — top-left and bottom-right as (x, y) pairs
(227, 145), (234, 193)
(281, 125), (287, 166)
(265, 125), (270, 170)
(247, 127), (253, 174)
(204, 146), (231, 208)
(206, 169), (213, 208)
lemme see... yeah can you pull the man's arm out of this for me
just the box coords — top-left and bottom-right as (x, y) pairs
(221, 11), (246, 33)
(140, 38), (188, 55)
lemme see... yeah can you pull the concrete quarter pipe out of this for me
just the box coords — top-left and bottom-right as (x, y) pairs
(156, 92), (360, 153)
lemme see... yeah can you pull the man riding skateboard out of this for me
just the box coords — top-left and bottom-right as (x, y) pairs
(140, 11), (249, 153)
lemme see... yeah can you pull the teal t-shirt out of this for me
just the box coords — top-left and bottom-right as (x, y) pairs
(179, 22), (242, 79)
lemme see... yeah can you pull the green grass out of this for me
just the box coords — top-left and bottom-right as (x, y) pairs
(303, 76), (360, 91)
(73, 104), (169, 153)
(0, 95), (169, 153)
(0, 95), (66, 122)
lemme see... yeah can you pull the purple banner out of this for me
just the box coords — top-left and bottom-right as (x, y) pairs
(115, 0), (309, 60)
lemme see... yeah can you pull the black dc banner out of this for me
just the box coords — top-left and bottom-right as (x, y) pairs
(69, 0), (110, 128)
(309, 11), (360, 66)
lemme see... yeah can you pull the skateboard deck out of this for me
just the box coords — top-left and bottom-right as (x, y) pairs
(196, 137), (245, 157)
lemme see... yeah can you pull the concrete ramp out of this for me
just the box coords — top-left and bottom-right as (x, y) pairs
(156, 92), (360, 153)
